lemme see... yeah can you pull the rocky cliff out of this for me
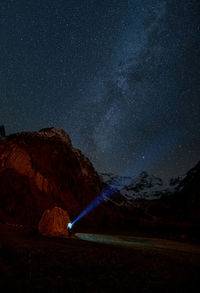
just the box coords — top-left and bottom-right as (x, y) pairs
(0, 127), (102, 226)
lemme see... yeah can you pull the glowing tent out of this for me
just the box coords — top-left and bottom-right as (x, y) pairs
(38, 206), (71, 238)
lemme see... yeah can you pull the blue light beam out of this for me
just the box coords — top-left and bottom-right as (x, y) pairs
(72, 127), (182, 226)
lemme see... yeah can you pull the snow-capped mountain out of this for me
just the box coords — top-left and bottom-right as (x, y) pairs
(100, 171), (182, 206)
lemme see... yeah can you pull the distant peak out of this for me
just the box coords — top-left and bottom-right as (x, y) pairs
(39, 127), (72, 145)
(39, 127), (65, 135)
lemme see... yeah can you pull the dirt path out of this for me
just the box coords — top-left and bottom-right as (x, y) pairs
(76, 233), (200, 255)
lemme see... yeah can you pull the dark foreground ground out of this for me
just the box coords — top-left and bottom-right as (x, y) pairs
(0, 223), (200, 293)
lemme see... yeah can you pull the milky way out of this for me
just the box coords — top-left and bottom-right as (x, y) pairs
(1, 0), (200, 179)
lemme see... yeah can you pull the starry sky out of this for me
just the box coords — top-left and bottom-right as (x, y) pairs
(1, 0), (200, 180)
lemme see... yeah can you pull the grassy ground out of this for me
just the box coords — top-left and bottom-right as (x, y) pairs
(0, 223), (200, 292)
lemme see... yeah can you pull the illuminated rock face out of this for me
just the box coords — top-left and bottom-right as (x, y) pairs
(0, 127), (102, 226)
(38, 206), (70, 238)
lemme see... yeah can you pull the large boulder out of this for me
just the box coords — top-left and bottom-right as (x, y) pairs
(0, 127), (102, 226)
(38, 206), (70, 238)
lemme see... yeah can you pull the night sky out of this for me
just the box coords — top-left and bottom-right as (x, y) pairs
(1, 0), (200, 180)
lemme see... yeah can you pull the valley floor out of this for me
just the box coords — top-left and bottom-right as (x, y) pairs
(0, 223), (200, 292)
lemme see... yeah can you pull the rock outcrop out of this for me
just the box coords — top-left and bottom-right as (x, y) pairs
(38, 206), (70, 238)
(144, 161), (200, 224)
(0, 127), (102, 226)
(0, 125), (5, 138)
(169, 160), (200, 222)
